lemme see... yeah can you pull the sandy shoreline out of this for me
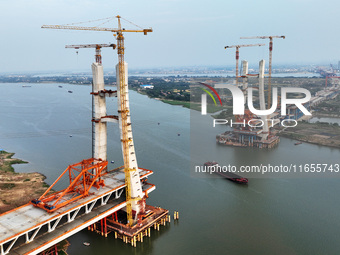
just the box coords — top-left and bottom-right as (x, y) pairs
(0, 151), (49, 214)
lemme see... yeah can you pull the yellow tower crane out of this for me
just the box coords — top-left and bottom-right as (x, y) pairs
(65, 43), (116, 64)
(240, 35), (285, 108)
(42, 16), (152, 227)
(224, 43), (265, 85)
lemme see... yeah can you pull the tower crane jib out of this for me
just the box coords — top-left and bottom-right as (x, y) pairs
(224, 43), (265, 85)
(240, 35), (285, 108)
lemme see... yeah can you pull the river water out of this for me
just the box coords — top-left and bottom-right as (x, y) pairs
(0, 83), (340, 255)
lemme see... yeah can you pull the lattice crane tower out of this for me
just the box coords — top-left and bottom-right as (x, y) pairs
(42, 16), (152, 226)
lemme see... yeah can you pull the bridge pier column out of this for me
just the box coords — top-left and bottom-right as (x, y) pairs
(104, 217), (108, 237)
(100, 219), (103, 236)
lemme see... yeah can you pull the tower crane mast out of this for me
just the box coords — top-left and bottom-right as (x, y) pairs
(240, 35), (285, 108)
(42, 15), (152, 227)
(224, 43), (265, 85)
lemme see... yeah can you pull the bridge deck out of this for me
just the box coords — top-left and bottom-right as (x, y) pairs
(0, 167), (154, 255)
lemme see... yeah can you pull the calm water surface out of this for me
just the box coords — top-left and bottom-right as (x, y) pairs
(0, 83), (339, 255)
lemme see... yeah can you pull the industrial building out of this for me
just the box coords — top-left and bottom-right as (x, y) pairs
(140, 84), (154, 89)
(284, 83), (340, 121)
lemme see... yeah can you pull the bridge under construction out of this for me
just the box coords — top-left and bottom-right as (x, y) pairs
(0, 16), (169, 255)
(215, 60), (280, 149)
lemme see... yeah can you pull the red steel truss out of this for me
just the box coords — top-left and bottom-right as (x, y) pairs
(31, 158), (108, 213)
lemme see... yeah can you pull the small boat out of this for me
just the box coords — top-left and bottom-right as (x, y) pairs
(68, 90), (73, 93)
(294, 142), (302, 145)
(58, 85), (63, 88)
(22, 85), (31, 88)
(83, 242), (90, 246)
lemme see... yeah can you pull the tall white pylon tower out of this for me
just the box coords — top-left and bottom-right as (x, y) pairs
(46, 16), (153, 226)
(116, 61), (143, 223)
(66, 44), (117, 161)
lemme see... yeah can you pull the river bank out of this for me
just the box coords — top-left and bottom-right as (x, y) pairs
(0, 151), (49, 214)
(160, 99), (228, 113)
(155, 98), (340, 149)
(313, 112), (340, 118)
(276, 121), (340, 148)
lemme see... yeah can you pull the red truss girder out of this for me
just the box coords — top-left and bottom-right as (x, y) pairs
(31, 158), (108, 213)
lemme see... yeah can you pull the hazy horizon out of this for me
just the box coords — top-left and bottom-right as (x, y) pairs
(0, 62), (331, 76)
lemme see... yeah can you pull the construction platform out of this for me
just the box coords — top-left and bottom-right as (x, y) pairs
(217, 131), (280, 149)
(0, 167), (155, 255)
(89, 204), (169, 247)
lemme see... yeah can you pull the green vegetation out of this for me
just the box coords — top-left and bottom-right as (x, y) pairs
(204, 104), (226, 113)
(130, 77), (190, 101)
(279, 132), (305, 140)
(212, 108), (233, 119)
(0, 183), (16, 189)
(161, 99), (191, 107)
(315, 96), (340, 117)
(0, 151), (52, 215)
(161, 99), (226, 113)
(129, 76), (340, 149)
(0, 151), (28, 173)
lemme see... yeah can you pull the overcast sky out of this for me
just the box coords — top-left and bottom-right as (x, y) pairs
(0, 0), (339, 73)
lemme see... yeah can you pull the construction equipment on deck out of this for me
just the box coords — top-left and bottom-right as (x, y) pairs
(31, 158), (108, 213)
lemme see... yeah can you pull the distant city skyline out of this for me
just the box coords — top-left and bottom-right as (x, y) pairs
(1, 0), (339, 73)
